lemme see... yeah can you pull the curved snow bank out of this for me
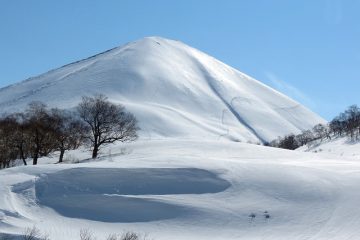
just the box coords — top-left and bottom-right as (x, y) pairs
(35, 168), (230, 222)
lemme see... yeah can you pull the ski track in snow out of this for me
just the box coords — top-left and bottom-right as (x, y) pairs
(190, 57), (266, 143)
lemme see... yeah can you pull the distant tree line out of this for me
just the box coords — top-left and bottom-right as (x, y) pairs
(0, 95), (138, 169)
(269, 105), (360, 150)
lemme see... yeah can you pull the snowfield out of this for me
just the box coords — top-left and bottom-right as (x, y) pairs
(1, 139), (360, 240)
(298, 136), (360, 160)
(0, 36), (354, 239)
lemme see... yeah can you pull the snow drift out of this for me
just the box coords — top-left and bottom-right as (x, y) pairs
(34, 168), (230, 222)
(0, 36), (325, 142)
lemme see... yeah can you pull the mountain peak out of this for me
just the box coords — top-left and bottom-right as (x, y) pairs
(0, 37), (325, 142)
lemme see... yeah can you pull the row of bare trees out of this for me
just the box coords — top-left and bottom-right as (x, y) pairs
(0, 95), (138, 169)
(270, 105), (360, 150)
(0, 102), (83, 167)
(329, 105), (360, 140)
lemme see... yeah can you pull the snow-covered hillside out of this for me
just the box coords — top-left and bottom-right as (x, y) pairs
(1, 139), (360, 240)
(298, 136), (360, 160)
(0, 37), (324, 143)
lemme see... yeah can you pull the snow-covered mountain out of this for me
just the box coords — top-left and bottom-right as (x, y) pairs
(3, 37), (360, 240)
(0, 37), (325, 142)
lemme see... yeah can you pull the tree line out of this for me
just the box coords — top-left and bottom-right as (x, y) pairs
(0, 95), (138, 169)
(269, 105), (360, 150)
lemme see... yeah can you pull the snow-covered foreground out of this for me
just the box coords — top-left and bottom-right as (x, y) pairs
(1, 139), (360, 240)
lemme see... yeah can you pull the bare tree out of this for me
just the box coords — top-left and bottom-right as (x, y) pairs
(77, 95), (138, 158)
(106, 234), (119, 240)
(24, 102), (56, 165)
(271, 104), (360, 150)
(0, 116), (21, 168)
(120, 232), (139, 240)
(344, 105), (360, 140)
(295, 130), (314, 146)
(329, 116), (345, 137)
(312, 124), (328, 141)
(277, 134), (299, 150)
(22, 226), (49, 240)
(22, 226), (41, 240)
(80, 229), (96, 240)
(6, 113), (30, 166)
(0, 118), (12, 168)
(49, 109), (88, 163)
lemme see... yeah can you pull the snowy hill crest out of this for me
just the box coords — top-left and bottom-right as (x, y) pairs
(0, 37), (324, 142)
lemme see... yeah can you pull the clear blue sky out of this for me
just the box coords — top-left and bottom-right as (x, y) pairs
(1, 0), (359, 120)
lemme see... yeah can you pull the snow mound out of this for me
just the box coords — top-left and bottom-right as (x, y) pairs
(34, 168), (230, 222)
(0, 37), (325, 142)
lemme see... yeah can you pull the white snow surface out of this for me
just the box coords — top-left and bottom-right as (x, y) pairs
(0, 36), (344, 239)
(298, 136), (360, 160)
(0, 37), (324, 143)
(1, 139), (360, 240)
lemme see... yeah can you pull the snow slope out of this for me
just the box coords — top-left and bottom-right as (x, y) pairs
(298, 136), (360, 160)
(0, 37), (324, 143)
(1, 140), (360, 240)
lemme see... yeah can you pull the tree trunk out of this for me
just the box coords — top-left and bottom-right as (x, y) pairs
(59, 149), (65, 163)
(92, 145), (99, 159)
(19, 148), (27, 166)
(33, 153), (38, 165)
